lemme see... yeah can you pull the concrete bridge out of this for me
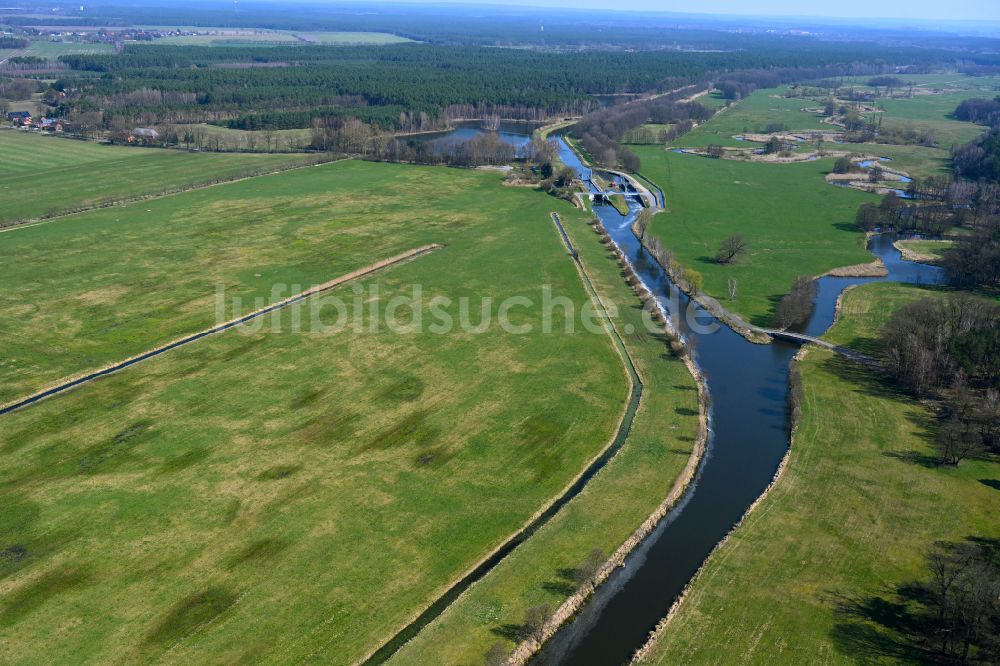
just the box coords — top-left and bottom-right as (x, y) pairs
(589, 189), (644, 204)
(761, 328), (874, 364)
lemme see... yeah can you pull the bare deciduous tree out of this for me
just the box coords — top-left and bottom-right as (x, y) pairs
(715, 234), (748, 264)
(524, 604), (552, 643)
(572, 548), (605, 585)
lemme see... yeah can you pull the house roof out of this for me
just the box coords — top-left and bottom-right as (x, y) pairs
(7, 111), (31, 119)
(132, 128), (159, 137)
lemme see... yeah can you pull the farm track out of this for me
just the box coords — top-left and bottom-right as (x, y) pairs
(0, 244), (442, 416)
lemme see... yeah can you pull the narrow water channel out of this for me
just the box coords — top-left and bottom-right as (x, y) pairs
(535, 137), (944, 665)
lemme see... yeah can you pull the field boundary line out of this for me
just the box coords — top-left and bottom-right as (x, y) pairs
(0, 155), (348, 234)
(353, 212), (644, 665)
(0, 244), (442, 416)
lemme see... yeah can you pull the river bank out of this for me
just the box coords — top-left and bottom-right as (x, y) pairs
(528, 136), (944, 666)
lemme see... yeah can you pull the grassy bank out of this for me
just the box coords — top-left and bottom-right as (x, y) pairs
(608, 193), (630, 215)
(388, 202), (701, 666)
(0, 131), (312, 224)
(633, 146), (875, 327)
(824, 282), (948, 356)
(0, 163), (630, 663)
(894, 238), (953, 264)
(637, 282), (1000, 664)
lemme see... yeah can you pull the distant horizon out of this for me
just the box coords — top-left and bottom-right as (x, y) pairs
(319, 0), (1000, 24)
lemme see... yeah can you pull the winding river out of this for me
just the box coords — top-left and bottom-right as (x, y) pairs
(531, 137), (944, 665)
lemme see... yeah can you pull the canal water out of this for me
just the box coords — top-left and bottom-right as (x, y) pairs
(533, 137), (943, 665)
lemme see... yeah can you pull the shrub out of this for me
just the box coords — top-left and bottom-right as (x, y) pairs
(775, 276), (817, 328)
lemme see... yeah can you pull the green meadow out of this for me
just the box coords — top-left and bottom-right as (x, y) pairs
(835, 142), (952, 179)
(633, 146), (876, 327)
(638, 282), (1000, 664)
(296, 31), (414, 44)
(18, 40), (115, 59)
(182, 123), (313, 152)
(823, 282), (947, 356)
(0, 159), (463, 404)
(668, 78), (989, 178)
(146, 29), (411, 46)
(878, 92), (988, 147)
(390, 197), (700, 664)
(0, 160), (640, 663)
(673, 87), (831, 149)
(0, 131), (311, 224)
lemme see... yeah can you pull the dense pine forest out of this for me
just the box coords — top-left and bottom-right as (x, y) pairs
(42, 40), (1000, 133)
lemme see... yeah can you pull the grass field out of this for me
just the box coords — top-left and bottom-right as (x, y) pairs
(823, 282), (947, 356)
(634, 146), (876, 327)
(638, 282), (1000, 664)
(878, 92), (988, 147)
(840, 72), (1000, 91)
(834, 143), (952, 179)
(0, 131), (312, 224)
(895, 238), (953, 263)
(608, 193), (630, 215)
(183, 123), (314, 152)
(698, 90), (731, 110)
(0, 160), (637, 663)
(389, 195), (701, 664)
(667, 79), (988, 177)
(18, 40), (114, 59)
(145, 29), (411, 46)
(673, 87), (831, 149)
(296, 31), (413, 44)
(147, 29), (301, 46)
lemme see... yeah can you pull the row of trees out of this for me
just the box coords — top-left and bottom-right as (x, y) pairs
(573, 87), (713, 171)
(855, 178), (1000, 237)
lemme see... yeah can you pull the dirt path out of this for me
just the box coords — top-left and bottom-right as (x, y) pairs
(0, 244), (442, 416)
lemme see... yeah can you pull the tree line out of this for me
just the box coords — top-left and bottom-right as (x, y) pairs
(880, 294), (1000, 465)
(573, 86), (714, 172)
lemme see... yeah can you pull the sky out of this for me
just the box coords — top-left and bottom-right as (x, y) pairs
(371, 0), (1000, 23)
